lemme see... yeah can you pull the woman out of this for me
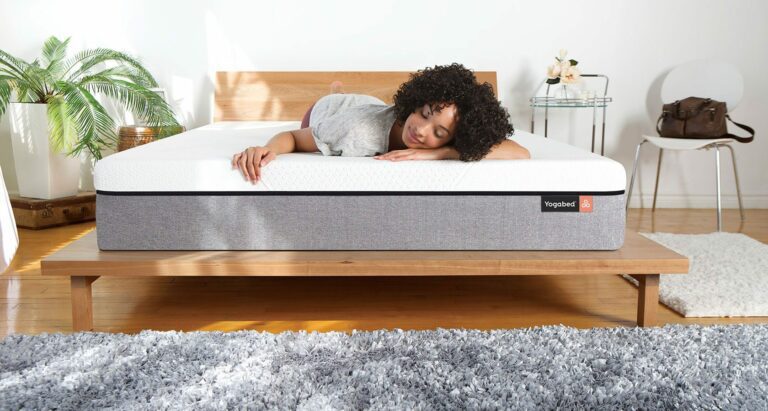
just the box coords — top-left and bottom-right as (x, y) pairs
(232, 63), (530, 184)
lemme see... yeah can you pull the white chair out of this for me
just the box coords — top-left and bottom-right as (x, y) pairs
(626, 60), (748, 232)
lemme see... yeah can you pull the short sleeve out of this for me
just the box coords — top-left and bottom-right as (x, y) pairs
(311, 101), (395, 157)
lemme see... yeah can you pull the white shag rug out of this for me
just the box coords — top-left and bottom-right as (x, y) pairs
(624, 232), (768, 317)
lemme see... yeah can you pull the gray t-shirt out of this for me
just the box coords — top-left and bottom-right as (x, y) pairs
(310, 94), (397, 157)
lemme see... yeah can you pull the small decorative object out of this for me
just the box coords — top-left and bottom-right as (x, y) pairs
(118, 88), (185, 151)
(118, 125), (185, 151)
(546, 49), (582, 100)
(0, 36), (180, 199)
(10, 192), (96, 229)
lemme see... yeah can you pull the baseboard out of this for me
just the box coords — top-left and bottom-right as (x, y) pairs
(627, 194), (768, 209)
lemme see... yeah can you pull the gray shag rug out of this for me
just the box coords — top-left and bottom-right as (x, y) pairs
(2, 325), (768, 410)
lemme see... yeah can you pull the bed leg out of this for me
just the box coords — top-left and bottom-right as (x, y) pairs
(636, 274), (659, 327)
(71, 276), (99, 332)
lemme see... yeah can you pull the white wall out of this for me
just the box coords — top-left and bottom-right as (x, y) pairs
(1, 0), (766, 207)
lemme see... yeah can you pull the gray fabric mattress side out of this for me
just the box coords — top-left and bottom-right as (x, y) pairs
(96, 193), (626, 250)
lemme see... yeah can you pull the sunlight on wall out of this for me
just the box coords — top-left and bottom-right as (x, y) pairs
(204, 10), (282, 121)
(171, 76), (196, 125)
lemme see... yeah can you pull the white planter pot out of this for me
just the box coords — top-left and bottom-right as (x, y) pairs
(8, 103), (81, 199)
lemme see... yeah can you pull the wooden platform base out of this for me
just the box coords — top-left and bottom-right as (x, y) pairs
(41, 231), (688, 331)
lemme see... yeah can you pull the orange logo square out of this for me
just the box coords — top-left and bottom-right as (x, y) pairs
(579, 196), (593, 213)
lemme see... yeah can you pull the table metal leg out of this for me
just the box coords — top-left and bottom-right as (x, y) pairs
(71, 276), (99, 331)
(724, 144), (745, 221)
(600, 105), (607, 156)
(591, 99), (597, 153)
(652, 148), (664, 212)
(715, 145), (722, 232)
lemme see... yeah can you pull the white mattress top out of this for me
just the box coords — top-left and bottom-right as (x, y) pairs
(95, 121), (626, 192)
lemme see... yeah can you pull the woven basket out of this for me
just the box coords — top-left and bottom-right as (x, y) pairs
(118, 125), (185, 151)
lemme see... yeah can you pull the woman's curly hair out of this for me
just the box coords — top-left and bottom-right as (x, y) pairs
(392, 63), (514, 161)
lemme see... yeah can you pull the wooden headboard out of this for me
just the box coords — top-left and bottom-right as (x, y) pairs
(214, 71), (498, 121)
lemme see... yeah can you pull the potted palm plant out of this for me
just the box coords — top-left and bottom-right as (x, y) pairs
(0, 36), (179, 199)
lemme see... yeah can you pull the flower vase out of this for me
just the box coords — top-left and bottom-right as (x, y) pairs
(550, 83), (581, 101)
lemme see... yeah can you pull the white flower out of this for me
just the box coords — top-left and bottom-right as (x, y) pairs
(559, 49), (568, 61)
(561, 65), (582, 84)
(546, 64), (561, 79)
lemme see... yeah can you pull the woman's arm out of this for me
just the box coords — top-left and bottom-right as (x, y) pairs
(232, 128), (318, 184)
(264, 128), (318, 154)
(375, 139), (530, 161)
(483, 139), (530, 160)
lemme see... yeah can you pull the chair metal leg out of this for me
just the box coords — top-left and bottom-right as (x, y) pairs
(715, 144), (722, 232)
(626, 140), (647, 211)
(724, 144), (745, 221)
(652, 148), (664, 212)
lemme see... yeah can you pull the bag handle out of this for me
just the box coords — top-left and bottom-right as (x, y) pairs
(724, 115), (755, 143)
(655, 112), (665, 135)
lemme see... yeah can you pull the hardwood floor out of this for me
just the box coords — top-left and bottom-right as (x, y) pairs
(2, 209), (766, 337)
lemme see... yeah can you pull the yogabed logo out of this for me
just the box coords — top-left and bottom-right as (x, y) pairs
(541, 195), (595, 213)
(579, 196), (593, 213)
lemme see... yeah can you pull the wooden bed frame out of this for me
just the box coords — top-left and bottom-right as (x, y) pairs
(40, 71), (689, 331)
(43, 231), (687, 331)
(213, 70), (497, 121)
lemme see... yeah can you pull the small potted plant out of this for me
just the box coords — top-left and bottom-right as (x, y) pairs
(0, 36), (179, 199)
(546, 49), (582, 100)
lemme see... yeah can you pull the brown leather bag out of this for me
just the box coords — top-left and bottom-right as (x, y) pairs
(657, 97), (754, 143)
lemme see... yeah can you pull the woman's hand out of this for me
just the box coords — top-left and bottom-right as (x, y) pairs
(232, 146), (277, 184)
(373, 147), (459, 161)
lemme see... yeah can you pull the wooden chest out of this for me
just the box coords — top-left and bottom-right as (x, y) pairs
(10, 192), (96, 229)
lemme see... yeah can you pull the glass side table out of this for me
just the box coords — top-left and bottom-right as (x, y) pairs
(529, 74), (612, 155)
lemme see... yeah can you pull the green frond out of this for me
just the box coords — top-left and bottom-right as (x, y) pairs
(80, 65), (156, 88)
(46, 94), (79, 153)
(82, 76), (178, 127)
(59, 48), (106, 78)
(82, 76), (147, 115)
(15, 81), (35, 103)
(0, 51), (48, 102)
(0, 50), (33, 84)
(55, 80), (117, 159)
(22, 65), (50, 102)
(64, 48), (158, 88)
(0, 76), (12, 117)
(42, 36), (71, 77)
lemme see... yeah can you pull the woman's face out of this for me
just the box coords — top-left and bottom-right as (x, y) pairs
(402, 103), (458, 149)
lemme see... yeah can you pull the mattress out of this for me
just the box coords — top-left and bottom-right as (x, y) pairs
(95, 121), (627, 250)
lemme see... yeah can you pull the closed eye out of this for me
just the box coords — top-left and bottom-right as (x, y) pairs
(437, 125), (450, 139)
